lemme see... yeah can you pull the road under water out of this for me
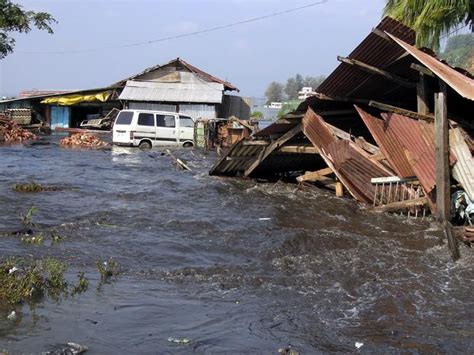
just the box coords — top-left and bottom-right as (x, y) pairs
(0, 135), (473, 353)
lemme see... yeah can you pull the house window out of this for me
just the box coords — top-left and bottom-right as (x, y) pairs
(137, 113), (155, 126)
(156, 114), (175, 128)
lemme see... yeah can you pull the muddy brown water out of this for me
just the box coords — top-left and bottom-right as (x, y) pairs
(0, 135), (473, 353)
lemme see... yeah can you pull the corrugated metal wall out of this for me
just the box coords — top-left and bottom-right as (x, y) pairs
(0, 100), (32, 111)
(179, 104), (217, 119)
(128, 101), (177, 112)
(221, 95), (251, 119)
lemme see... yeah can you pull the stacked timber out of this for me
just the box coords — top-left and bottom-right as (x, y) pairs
(0, 119), (37, 142)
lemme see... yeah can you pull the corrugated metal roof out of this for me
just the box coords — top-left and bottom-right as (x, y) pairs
(209, 140), (264, 176)
(113, 57), (238, 91)
(325, 140), (390, 204)
(355, 106), (415, 178)
(119, 80), (224, 104)
(450, 128), (474, 200)
(301, 108), (392, 204)
(381, 112), (437, 193)
(387, 33), (474, 101)
(316, 17), (416, 99)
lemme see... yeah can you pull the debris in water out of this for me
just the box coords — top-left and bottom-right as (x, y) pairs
(21, 232), (44, 245)
(71, 272), (89, 295)
(13, 181), (62, 193)
(66, 342), (88, 354)
(8, 266), (19, 274)
(20, 206), (38, 226)
(165, 149), (192, 171)
(96, 258), (120, 280)
(6, 311), (16, 320)
(60, 133), (108, 148)
(277, 347), (299, 355)
(259, 217), (271, 221)
(355, 342), (364, 349)
(167, 337), (191, 344)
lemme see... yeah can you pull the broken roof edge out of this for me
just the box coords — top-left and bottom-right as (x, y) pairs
(386, 33), (474, 101)
(112, 57), (239, 92)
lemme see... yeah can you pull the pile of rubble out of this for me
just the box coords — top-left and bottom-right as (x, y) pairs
(0, 118), (37, 142)
(60, 133), (108, 147)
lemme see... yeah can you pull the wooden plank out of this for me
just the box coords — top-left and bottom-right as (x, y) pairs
(369, 100), (433, 122)
(279, 145), (319, 154)
(338, 56), (416, 88)
(244, 124), (302, 177)
(373, 196), (427, 212)
(410, 63), (435, 77)
(313, 92), (369, 104)
(435, 89), (460, 260)
(296, 167), (334, 182)
(242, 140), (269, 146)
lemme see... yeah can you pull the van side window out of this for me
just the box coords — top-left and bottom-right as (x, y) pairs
(179, 116), (194, 128)
(156, 114), (175, 128)
(137, 113), (155, 126)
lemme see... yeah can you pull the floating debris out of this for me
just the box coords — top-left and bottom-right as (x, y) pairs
(71, 272), (89, 295)
(6, 311), (16, 321)
(20, 232), (44, 245)
(20, 206), (38, 226)
(96, 258), (120, 280)
(167, 337), (191, 344)
(355, 342), (364, 349)
(60, 133), (108, 148)
(12, 181), (62, 193)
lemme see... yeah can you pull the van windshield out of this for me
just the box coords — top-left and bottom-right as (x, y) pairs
(115, 111), (133, 125)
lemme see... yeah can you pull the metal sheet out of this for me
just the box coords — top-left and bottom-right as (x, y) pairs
(381, 112), (437, 192)
(129, 102), (177, 112)
(356, 106), (414, 178)
(119, 80), (224, 104)
(325, 140), (390, 204)
(316, 17), (415, 99)
(301, 108), (336, 149)
(387, 34), (474, 101)
(450, 128), (474, 200)
(179, 104), (217, 119)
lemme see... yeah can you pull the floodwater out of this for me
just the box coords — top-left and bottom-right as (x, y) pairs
(0, 134), (473, 354)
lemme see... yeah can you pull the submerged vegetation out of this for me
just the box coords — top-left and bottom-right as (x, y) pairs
(13, 181), (63, 193)
(96, 258), (121, 280)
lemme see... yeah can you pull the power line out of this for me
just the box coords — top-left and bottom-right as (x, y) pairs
(17, 1), (329, 55)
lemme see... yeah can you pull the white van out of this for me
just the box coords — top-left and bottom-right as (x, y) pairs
(112, 109), (195, 148)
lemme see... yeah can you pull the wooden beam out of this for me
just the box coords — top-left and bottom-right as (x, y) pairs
(417, 74), (429, 115)
(371, 28), (391, 42)
(313, 92), (369, 104)
(410, 63), (435, 77)
(435, 88), (460, 260)
(337, 56), (416, 88)
(369, 100), (433, 122)
(373, 197), (427, 212)
(279, 145), (319, 154)
(296, 167), (334, 182)
(244, 124), (302, 177)
(242, 140), (269, 146)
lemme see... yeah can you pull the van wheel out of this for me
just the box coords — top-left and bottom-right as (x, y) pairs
(139, 141), (152, 149)
(183, 142), (193, 148)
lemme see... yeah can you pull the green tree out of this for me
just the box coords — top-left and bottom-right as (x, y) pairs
(265, 81), (284, 104)
(440, 33), (474, 73)
(383, 0), (473, 51)
(0, 0), (56, 58)
(303, 75), (326, 91)
(284, 74), (304, 100)
(250, 111), (263, 119)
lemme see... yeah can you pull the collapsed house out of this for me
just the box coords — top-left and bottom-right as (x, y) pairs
(210, 17), (474, 251)
(0, 58), (250, 130)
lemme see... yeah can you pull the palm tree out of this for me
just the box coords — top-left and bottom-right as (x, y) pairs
(384, 0), (474, 51)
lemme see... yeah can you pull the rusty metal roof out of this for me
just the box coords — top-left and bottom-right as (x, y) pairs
(381, 113), (437, 193)
(325, 140), (390, 204)
(316, 17), (416, 100)
(387, 34), (474, 101)
(450, 128), (474, 200)
(355, 106), (414, 178)
(301, 108), (337, 149)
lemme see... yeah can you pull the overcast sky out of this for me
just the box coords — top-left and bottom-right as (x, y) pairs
(0, 0), (385, 98)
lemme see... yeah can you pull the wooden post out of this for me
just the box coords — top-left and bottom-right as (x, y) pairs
(335, 181), (344, 197)
(417, 74), (429, 115)
(435, 88), (460, 260)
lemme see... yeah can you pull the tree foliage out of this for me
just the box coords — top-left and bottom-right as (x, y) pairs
(264, 81), (284, 104)
(0, 0), (56, 58)
(440, 33), (474, 73)
(383, 0), (473, 51)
